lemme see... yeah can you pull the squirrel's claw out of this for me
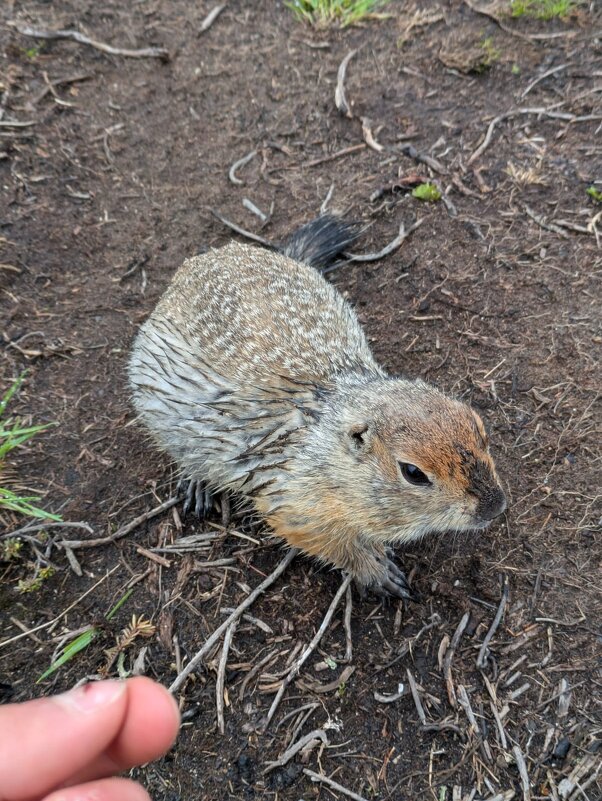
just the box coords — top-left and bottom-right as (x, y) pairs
(178, 478), (214, 519)
(373, 555), (414, 601)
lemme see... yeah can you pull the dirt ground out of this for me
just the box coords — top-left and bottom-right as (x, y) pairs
(1, 1), (601, 800)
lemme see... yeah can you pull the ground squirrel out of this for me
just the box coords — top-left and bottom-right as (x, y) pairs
(129, 216), (506, 598)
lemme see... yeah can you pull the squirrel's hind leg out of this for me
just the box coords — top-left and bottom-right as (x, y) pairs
(178, 477), (214, 519)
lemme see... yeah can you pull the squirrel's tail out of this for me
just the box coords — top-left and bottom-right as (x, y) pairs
(281, 214), (361, 271)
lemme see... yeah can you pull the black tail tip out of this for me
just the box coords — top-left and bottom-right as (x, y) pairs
(281, 214), (361, 271)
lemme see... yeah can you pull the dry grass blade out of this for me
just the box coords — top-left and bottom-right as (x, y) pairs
(0, 565), (120, 649)
(468, 107), (602, 166)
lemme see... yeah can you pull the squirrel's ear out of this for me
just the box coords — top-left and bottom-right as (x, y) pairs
(346, 421), (373, 454)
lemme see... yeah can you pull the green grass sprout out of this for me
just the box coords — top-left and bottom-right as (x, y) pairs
(412, 183), (442, 202)
(286, 0), (390, 27)
(510, 0), (576, 20)
(37, 588), (136, 683)
(0, 374), (61, 520)
(586, 186), (602, 203)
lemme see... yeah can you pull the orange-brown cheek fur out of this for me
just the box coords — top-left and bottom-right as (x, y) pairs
(257, 494), (354, 562)
(372, 436), (401, 483)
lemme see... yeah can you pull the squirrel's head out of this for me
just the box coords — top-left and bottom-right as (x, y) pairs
(315, 377), (506, 543)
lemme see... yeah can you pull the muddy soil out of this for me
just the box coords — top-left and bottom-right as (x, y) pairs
(1, 2), (600, 800)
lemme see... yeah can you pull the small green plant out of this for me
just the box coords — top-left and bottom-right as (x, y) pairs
(510, 0), (576, 20)
(0, 374), (60, 520)
(1, 537), (23, 561)
(286, 0), (390, 27)
(586, 186), (602, 203)
(37, 588), (136, 682)
(480, 36), (500, 68)
(511, 63), (521, 75)
(17, 565), (55, 593)
(23, 44), (42, 60)
(412, 182), (442, 202)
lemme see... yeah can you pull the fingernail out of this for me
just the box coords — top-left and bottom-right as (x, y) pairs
(54, 680), (126, 714)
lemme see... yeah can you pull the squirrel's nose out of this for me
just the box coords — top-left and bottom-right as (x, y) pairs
(476, 486), (507, 522)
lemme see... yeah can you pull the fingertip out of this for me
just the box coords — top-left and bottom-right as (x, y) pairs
(126, 676), (181, 742)
(45, 777), (151, 801)
(60, 677), (181, 786)
(104, 676), (180, 767)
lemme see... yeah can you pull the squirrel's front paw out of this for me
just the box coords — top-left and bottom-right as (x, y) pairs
(370, 553), (414, 601)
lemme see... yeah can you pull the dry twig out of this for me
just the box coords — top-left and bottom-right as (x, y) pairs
(216, 620), (237, 735)
(210, 209), (273, 247)
(273, 143), (367, 172)
(400, 144), (447, 174)
(343, 583), (353, 662)
(169, 549), (296, 693)
(524, 206), (570, 239)
(520, 64), (568, 100)
(228, 150), (257, 185)
(263, 573), (352, 729)
(467, 108), (602, 166)
(60, 496), (180, 549)
(303, 768), (369, 801)
(264, 729), (329, 773)
(199, 4), (225, 34)
(361, 117), (384, 152)
(443, 612), (470, 706)
(477, 574), (509, 669)
(335, 50), (357, 118)
(346, 219), (423, 263)
(242, 198), (268, 223)
(457, 684), (491, 763)
(406, 669), (427, 724)
(11, 22), (169, 60)
(512, 744), (532, 801)
(463, 0), (578, 42)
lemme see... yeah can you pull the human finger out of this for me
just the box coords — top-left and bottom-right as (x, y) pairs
(0, 680), (128, 801)
(44, 777), (151, 801)
(63, 677), (180, 785)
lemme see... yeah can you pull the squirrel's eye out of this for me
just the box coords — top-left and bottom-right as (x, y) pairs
(399, 462), (431, 486)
